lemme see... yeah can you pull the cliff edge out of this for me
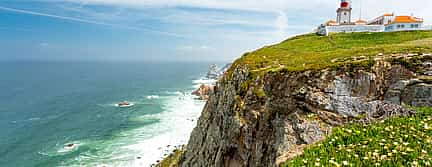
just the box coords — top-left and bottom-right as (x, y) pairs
(161, 31), (432, 167)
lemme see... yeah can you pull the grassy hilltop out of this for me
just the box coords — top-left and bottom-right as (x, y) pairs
(230, 31), (432, 74)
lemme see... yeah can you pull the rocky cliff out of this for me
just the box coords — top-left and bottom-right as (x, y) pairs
(160, 31), (432, 167)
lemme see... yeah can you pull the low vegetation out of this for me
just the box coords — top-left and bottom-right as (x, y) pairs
(229, 31), (432, 75)
(283, 107), (432, 167)
(224, 31), (432, 98)
(157, 149), (184, 167)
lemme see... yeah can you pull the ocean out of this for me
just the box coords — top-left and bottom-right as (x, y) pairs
(0, 61), (217, 167)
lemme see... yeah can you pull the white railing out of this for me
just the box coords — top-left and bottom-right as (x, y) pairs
(422, 25), (432, 30)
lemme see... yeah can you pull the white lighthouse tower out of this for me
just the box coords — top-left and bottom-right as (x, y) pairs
(336, 0), (352, 24)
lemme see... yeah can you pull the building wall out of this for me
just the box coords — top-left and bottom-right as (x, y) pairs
(367, 16), (394, 25)
(318, 25), (385, 36)
(423, 25), (432, 30)
(385, 23), (424, 31)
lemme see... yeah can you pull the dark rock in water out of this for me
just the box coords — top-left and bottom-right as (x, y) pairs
(192, 63), (231, 101)
(191, 84), (215, 100)
(205, 63), (232, 80)
(206, 64), (219, 80)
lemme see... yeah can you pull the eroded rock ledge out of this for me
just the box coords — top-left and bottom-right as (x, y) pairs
(174, 55), (432, 167)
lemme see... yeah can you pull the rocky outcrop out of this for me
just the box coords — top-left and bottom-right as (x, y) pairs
(192, 84), (215, 100)
(177, 55), (432, 167)
(206, 64), (233, 80)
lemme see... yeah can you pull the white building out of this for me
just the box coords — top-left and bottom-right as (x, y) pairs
(317, 0), (427, 36)
(368, 14), (424, 32)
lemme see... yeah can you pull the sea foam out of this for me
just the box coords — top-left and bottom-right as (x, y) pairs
(64, 89), (205, 167)
(146, 95), (160, 99)
(122, 92), (205, 166)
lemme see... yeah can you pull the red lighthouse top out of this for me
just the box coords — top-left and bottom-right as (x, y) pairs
(341, 2), (349, 7)
(340, 0), (350, 8)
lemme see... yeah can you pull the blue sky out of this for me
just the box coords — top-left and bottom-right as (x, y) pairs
(0, 0), (431, 62)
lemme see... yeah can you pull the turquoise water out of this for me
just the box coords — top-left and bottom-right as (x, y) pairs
(0, 62), (213, 167)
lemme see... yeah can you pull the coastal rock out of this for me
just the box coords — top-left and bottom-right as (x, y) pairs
(191, 84), (215, 100)
(175, 55), (431, 167)
(206, 64), (220, 80)
(206, 64), (232, 80)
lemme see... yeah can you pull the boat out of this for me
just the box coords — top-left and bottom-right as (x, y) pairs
(116, 101), (134, 108)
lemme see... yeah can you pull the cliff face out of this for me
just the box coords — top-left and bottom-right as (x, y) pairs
(178, 55), (432, 167)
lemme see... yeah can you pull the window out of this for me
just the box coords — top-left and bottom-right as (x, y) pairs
(397, 25), (401, 28)
(401, 24), (405, 28)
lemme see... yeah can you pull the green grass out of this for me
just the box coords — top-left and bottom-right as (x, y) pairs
(283, 107), (432, 167)
(157, 149), (184, 167)
(229, 31), (432, 76)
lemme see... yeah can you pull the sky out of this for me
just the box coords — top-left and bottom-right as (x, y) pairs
(0, 0), (431, 62)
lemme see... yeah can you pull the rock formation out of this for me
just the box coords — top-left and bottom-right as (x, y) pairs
(206, 64), (233, 80)
(178, 55), (431, 167)
(207, 64), (220, 80)
(192, 84), (215, 100)
(158, 30), (432, 167)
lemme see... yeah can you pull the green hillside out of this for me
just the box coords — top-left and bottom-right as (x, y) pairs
(231, 31), (432, 73)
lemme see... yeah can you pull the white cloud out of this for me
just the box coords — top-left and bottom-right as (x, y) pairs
(64, 0), (333, 12)
(5, 0), (430, 62)
(0, 6), (183, 37)
(39, 42), (49, 47)
(63, 0), (432, 24)
(275, 11), (288, 38)
(159, 10), (272, 28)
(176, 45), (215, 52)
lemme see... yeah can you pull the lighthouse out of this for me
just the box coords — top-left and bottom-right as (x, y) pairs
(336, 0), (352, 24)
(316, 0), (426, 36)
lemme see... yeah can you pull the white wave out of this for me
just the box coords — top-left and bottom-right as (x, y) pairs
(166, 91), (184, 95)
(146, 95), (160, 99)
(95, 165), (110, 167)
(10, 117), (41, 124)
(63, 91), (205, 167)
(121, 93), (205, 167)
(192, 79), (217, 85)
(28, 117), (41, 121)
